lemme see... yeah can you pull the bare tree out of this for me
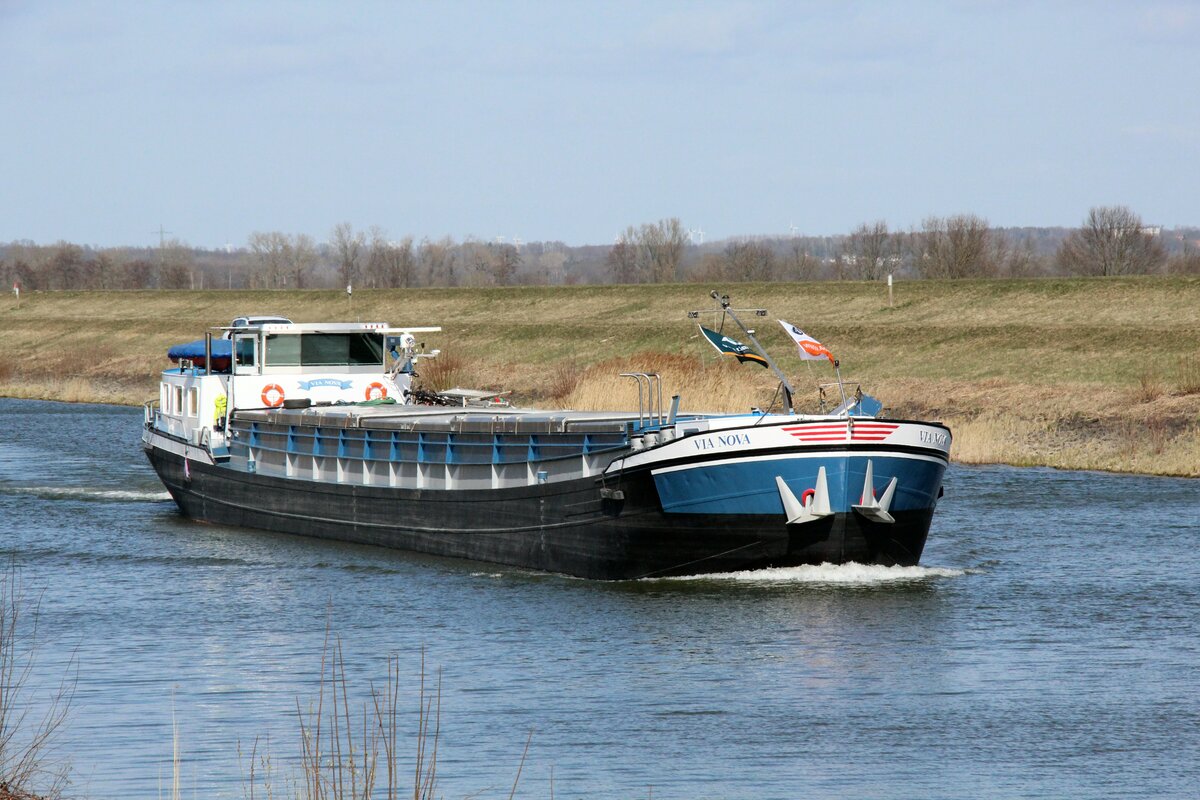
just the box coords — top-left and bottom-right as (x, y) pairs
(122, 259), (154, 289)
(1056, 206), (1167, 276)
(364, 230), (418, 289)
(606, 234), (638, 284)
(1168, 238), (1200, 275)
(840, 221), (892, 280)
(12, 259), (39, 291)
(392, 236), (416, 287)
(247, 231), (289, 289)
(641, 218), (687, 283)
(331, 222), (365, 289)
(608, 219), (687, 284)
(419, 237), (457, 287)
(996, 234), (1048, 277)
(688, 252), (727, 283)
(160, 238), (194, 289)
(912, 214), (995, 278)
(491, 243), (520, 285)
(90, 251), (117, 289)
(286, 233), (318, 288)
(785, 241), (821, 281)
(538, 249), (566, 284)
(461, 239), (491, 286)
(722, 240), (777, 281)
(366, 226), (393, 288)
(47, 242), (83, 290)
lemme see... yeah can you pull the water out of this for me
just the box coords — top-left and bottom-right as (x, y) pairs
(1, 397), (1197, 799)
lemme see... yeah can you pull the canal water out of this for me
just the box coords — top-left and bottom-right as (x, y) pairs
(0, 398), (1197, 799)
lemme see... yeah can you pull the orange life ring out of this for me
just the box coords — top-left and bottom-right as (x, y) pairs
(365, 382), (388, 401)
(261, 383), (285, 407)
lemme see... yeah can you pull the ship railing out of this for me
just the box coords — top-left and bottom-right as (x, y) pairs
(817, 381), (883, 417)
(620, 372), (663, 428)
(620, 373), (685, 450)
(143, 399), (160, 428)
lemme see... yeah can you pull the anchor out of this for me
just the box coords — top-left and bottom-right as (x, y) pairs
(851, 459), (897, 524)
(775, 467), (832, 525)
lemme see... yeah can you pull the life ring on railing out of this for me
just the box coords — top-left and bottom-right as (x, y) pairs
(365, 382), (388, 401)
(261, 383), (285, 408)
(800, 488), (816, 507)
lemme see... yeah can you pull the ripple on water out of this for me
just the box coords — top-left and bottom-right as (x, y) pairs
(0, 484), (173, 502)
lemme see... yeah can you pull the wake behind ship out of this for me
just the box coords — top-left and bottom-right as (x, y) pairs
(143, 294), (951, 579)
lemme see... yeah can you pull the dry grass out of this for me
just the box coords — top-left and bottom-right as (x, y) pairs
(543, 359), (582, 402)
(238, 637), (534, 800)
(0, 567), (74, 800)
(1133, 367), (1165, 404)
(1176, 354), (1200, 395)
(559, 351), (801, 415)
(946, 414), (1038, 466)
(412, 349), (467, 394)
(3, 278), (1200, 474)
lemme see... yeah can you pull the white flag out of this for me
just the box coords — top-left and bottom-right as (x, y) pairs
(778, 320), (835, 364)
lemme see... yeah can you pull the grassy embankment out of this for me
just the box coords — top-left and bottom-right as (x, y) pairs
(1, 278), (1198, 476)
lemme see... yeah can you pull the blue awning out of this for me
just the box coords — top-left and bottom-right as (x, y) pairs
(167, 339), (232, 370)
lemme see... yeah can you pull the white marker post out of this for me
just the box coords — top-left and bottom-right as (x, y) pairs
(12, 283), (18, 310)
(887, 273), (893, 307)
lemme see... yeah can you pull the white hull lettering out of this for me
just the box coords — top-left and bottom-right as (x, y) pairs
(919, 430), (948, 447)
(694, 432), (751, 451)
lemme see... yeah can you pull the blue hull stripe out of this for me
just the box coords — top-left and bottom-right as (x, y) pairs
(652, 453), (946, 515)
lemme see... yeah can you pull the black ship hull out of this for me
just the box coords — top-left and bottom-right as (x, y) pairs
(145, 444), (935, 580)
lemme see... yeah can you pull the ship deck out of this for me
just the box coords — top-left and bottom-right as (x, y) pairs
(234, 403), (716, 434)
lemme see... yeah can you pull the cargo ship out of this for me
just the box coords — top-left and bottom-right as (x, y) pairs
(143, 293), (950, 579)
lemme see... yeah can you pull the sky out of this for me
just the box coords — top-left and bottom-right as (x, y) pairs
(1, 1), (1198, 249)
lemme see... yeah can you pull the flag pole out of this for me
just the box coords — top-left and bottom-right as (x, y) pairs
(710, 291), (795, 415)
(833, 359), (848, 406)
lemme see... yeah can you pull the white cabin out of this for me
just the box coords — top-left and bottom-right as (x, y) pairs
(151, 320), (440, 450)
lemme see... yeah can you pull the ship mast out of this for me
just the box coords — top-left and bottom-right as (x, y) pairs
(689, 291), (796, 415)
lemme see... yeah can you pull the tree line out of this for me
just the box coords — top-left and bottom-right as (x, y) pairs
(3, 207), (1198, 293)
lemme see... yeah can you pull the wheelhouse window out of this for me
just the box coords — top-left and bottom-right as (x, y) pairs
(235, 337), (256, 367)
(265, 334), (301, 366)
(261, 333), (385, 367)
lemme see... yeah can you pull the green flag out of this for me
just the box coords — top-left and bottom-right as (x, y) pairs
(698, 325), (768, 368)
